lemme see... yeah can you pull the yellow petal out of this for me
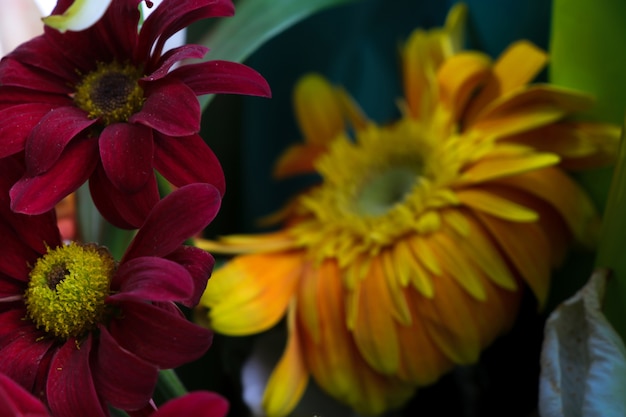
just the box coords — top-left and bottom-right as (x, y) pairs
(294, 73), (346, 146)
(394, 237), (435, 298)
(444, 210), (517, 291)
(381, 249), (412, 324)
(464, 40), (548, 123)
(430, 232), (488, 301)
(460, 152), (560, 184)
(456, 187), (539, 222)
(262, 302), (309, 417)
(43, 0), (112, 32)
(475, 212), (551, 307)
(201, 252), (302, 335)
(193, 231), (295, 255)
(437, 51), (492, 120)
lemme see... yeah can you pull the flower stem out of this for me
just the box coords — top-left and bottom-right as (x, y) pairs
(596, 117), (626, 340)
(154, 369), (188, 403)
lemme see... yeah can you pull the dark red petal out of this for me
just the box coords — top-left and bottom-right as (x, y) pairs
(26, 106), (96, 176)
(143, 44), (209, 82)
(0, 157), (61, 254)
(89, 164), (160, 229)
(10, 139), (99, 215)
(109, 300), (212, 368)
(0, 221), (40, 281)
(2, 34), (78, 84)
(47, 336), (108, 417)
(0, 373), (49, 416)
(0, 104), (54, 158)
(170, 61), (271, 97)
(0, 309), (53, 392)
(0, 86), (70, 112)
(123, 183), (221, 260)
(137, 0), (234, 64)
(99, 123), (154, 192)
(166, 246), (214, 307)
(0, 276), (24, 300)
(109, 256), (194, 303)
(154, 392), (229, 417)
(0, 59), (73, 94)
(130, 81), (200, 137)
(154, 133), (225, 194)
(93, 326), (158, 410)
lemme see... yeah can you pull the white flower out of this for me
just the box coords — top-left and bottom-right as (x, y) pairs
(539, 268), (626, 417)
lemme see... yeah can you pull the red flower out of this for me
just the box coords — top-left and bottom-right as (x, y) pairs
(0, 0), (270, 228)
(0, 371), (229, 417)
(0, 157), (221, 416)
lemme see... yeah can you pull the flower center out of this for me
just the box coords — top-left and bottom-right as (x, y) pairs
(354, 165), (423, 216)
(74, 62), (145, 125)
(24, 243), (116, 340)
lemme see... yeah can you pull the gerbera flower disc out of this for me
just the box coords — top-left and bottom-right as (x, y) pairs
(0, 0), (270, 228)
(196, 4), (619, 416)
(0, 157), (222, 416)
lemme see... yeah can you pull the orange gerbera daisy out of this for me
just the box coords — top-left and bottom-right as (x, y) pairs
(195, 4), (619, 416)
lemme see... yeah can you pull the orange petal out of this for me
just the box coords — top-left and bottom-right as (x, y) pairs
(469, 86), (594, 140)
(262, 302), (309, 417)
(300, 260), (415, 414)
(273, 143), (329, 178)
(201, 252), (303, 335)
(475, 212), (551, 308)
(395, 289), (453, 384)
(437, 51), (492, 120)
(464, 40), (548, 124)
(294, 73), (347, 146)
(415, 271), (482, 364)
(352, 256), (401, 374)
(495, 167), (597, 246)
(503, 121), (621, 170)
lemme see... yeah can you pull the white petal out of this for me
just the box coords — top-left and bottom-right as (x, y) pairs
(42, 0), (112, 32)
(539, 269), (626, 417)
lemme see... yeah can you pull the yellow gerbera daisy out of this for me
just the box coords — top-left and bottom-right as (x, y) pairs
(195, 4), (619, 416)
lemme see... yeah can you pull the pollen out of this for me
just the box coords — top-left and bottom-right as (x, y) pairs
(74, 61), (145, 125)
(24, 242), (116, 340)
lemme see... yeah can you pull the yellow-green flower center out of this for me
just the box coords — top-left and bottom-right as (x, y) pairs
(290, 120), (464, 264)
(24, 243), (116, 340)
(354, 165), (424, 216)
(74, 62), (145, 125)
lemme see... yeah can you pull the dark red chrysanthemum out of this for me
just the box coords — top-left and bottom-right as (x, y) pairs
(0, 0), (270, 228)
(1, 371), (229, 417)
(0, 157), (221, 417)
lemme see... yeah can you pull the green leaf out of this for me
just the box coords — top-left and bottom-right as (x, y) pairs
(550, 1), (626, 339)
(197, 0), (359, 110)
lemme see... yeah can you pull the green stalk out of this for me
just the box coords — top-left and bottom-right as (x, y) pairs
(152, 369), (189, 405)
(596, 118), (626, 340)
